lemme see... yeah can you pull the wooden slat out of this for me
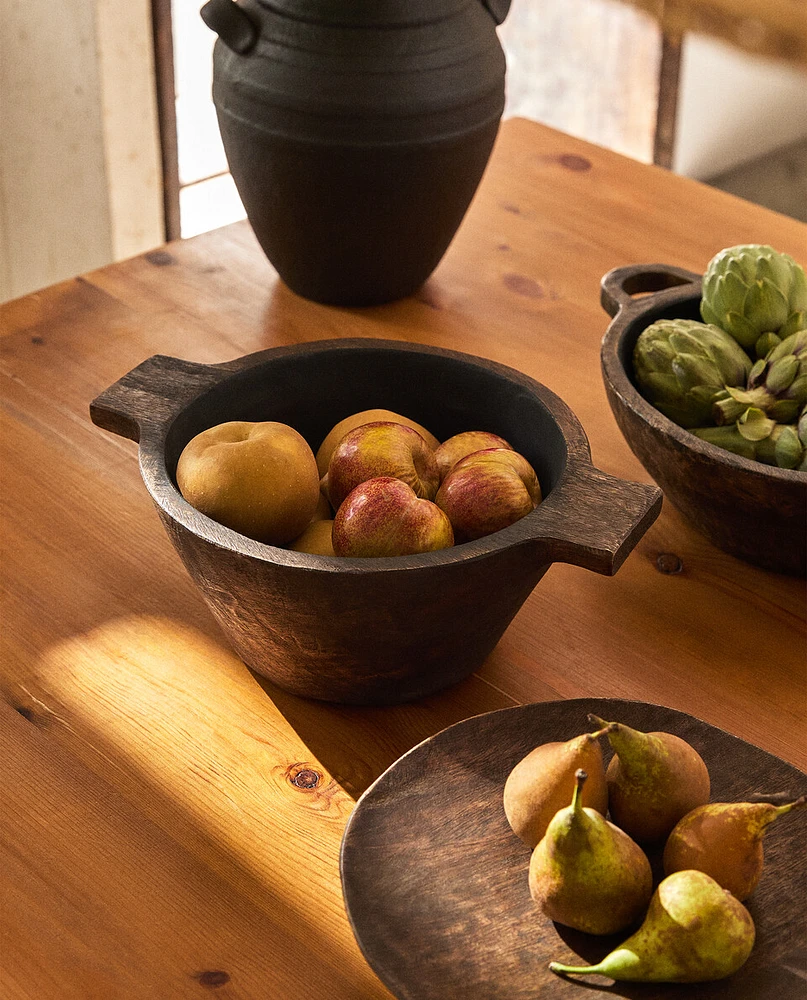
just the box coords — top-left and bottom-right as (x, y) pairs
(653, 29), (683, 168)
(150, 0), (181, 241)
(624, 0), (807, 65)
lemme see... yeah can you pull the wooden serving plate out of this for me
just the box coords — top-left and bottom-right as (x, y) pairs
(340, 698), (807, 999)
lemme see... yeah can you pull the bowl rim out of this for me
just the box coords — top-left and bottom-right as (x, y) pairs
(133, 337), (603, 573)
(600, 270), (806, 485)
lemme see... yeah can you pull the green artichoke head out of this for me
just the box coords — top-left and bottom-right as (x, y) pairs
(633, 317), (752, 428)
(750, 328), (807, 409)
(712, 329), (807, 425)
(700, 244), (807, 351)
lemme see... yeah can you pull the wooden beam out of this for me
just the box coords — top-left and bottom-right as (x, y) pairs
(151, 0), (181, 241)
(653, 29), (683, 169)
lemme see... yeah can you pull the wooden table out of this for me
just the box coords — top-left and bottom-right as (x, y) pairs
(1, 118), (805, 999)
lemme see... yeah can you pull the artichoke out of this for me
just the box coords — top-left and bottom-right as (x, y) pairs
(700, 244), (807, 355)
(712, 329), (807, 425)
(693, 404), (807, 470)
(633, 318), (752, 428)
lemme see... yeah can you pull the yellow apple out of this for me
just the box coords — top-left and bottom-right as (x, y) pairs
(289, 519), (336, 556)
(310, 490), (333, 522)
(176, 420), (320, 545)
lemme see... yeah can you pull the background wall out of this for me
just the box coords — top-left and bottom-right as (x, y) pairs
(0, 0), (164, 303)
(674, 32), (807, 179)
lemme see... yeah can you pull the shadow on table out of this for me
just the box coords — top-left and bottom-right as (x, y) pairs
(248, 665), (519, 802)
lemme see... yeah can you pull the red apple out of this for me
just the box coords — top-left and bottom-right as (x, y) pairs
(435, 448), (542, 541)
(332, 477), (454, 557)
(327, 421), (439, 511)
(434, 430), (513, 481)
(315, 408), (440, 477)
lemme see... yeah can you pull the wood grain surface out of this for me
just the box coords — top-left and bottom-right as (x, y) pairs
(1, 118), (806, 999)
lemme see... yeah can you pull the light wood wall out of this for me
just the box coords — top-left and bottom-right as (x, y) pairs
(0, 0), (164, 303)
(499, 0), (662, 164)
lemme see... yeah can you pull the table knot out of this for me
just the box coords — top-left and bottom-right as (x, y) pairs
(290, 767), (321, 789)
(656, 552), (683, 575)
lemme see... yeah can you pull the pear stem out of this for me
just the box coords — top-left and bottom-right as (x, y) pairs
(549, 961), (608, 977)
(588, 723), (616, 741)
(572, 769), (587, 813)
(775, 793), (807, 817)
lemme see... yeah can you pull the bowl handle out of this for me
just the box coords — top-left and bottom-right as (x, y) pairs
(527, 461), (663, 575)
(90, 355), (231, 443)
(600, 264), (702, 319)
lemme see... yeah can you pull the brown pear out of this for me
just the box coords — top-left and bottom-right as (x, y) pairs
(504, 726), (611, 848)
(529, 770), (653, 935)
(588, 714), (710, 843)
(663, 794), (807, 900)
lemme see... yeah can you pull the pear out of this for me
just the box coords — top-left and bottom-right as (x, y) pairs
(588, 713), (710, 843)
(528, 769), (653, 935)
(503, 727), (611, 848)
(549, 869), (755, 982)
(663, 794), (807, 900)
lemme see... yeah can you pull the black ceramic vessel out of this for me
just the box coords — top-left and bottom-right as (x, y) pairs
(200, 0), (510, 306)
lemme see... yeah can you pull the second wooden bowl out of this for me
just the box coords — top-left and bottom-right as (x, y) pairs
(91, 338), (661, 705)
(601, 265), (807, 577)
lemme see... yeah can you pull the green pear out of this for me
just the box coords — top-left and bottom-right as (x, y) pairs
(664, 794), (807, 900)
(549, 869), (755, 982)
(588, 713), (710, 842)
(504, 727), (611, 848)
(528, 769), (653, 935)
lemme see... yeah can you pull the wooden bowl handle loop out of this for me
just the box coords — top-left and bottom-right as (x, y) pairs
(89, 355), (231, 443)
(528, 461), (663, 575)
(600, 264), (702, 319)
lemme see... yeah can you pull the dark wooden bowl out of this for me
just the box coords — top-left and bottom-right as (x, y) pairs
(90, 338), (661, 705)
(341, 698), (807, 999)
(601, 265), (807, 577)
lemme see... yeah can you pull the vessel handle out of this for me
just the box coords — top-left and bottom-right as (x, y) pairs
(90, 355), (232, 444)
(523, 460), (663, 576)
(481, 0), (511, 24)
(600, 264), (702, 319)
(200, 0), (259, 54)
